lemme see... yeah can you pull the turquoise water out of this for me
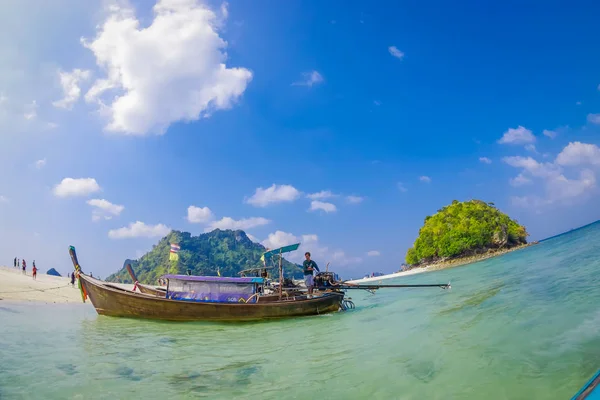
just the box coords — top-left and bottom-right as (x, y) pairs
(1, 223), (600, 399)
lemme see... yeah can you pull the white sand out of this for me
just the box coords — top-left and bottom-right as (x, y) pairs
(0, 266), (133, 304)
(345, 266), (431, 284)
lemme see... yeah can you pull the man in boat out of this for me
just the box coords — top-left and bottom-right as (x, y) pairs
(302, 252), (320, 296)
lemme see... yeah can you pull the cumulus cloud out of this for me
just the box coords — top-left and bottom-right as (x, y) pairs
(309, 200), (337, 213)
(205, 216), (270, 232)
(23, 101), (37, 120)
(52, 69), (91, 109)
(419, 176), (431, 183)
(0, 195), (9, 203)
(108, 221), (171, 239)
(497, 126), (535, 145)
(292, 70), (324, 87)
(245, 184), (300, 207)
(509, 174), (532, 187)
(87, 198), (124, 221)
(479, 157), (492, 164)
(388, 46), (404, 59)
(587, 114), (600, 125)
(187, 205), (214, 223)
(397, 182), (408, 192)
(555, 142), (600, 166)
(505, 142), (600, 209)
(53, 178), (101, 197)
(367, 250), (380, 256)
(261, 231), (361, 266)
(80, 0), (252, 135)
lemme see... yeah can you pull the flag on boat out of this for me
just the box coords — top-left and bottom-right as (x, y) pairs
(169, 243), (180, 261)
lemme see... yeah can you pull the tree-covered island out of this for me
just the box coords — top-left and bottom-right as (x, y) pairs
(405, 199), (529, 267)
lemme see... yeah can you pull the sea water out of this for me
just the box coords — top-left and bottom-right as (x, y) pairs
(1, 223), (600, 399)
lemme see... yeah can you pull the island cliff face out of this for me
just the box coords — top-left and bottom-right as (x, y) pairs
(405, 200), (528, 266)
(105, 229), (303, 284)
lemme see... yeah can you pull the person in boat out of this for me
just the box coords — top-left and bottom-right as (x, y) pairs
(302, 252), (320, 296)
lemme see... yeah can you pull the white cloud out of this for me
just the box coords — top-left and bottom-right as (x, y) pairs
(525, 144), (537, 153)
(419, 176), (431, 183)
(397, 182), (408, 192)
(52, 69), (91, 109)
(587, 114), (600, 125)
(543, 129), (557, 139)
(261, 231), (361, 266)
(108, 221), (170, 239)
(309, 200), (337, 213)
(245, 233), (259, 243)
(306, 190), (335, 200)
(23, 101), (37, 120)
(35, 158), (46, 169)
(505, 143), (600, 210)
(346, 195), (364, 204)
(367, 250), (380, 256)
(497, 126), (535, 145)
(0, 195), (9, 203)
(502, 156), (560, 178)
(87, 198), (125, 221)
(80, 0), (252, 135)
(205, 216), (270, 232)
(246, 184), (300, 207)
(261, 230), (299, 250)
(509, 174), (532, 187)
(53, 178), (101, 197)
(555, 142), (600, 166)
(292, 70), (324, 87)
(187, 205), (214, 223)
(479, 157), (492, 164)
(388, 46), (404, 59)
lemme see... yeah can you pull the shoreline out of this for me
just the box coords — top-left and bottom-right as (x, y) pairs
(0, 266), (133, 304)
(346, 243), (536, 284)
(414, 242), (536, 273)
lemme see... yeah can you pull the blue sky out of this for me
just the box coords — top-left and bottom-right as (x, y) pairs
(2, 0), (600, 279)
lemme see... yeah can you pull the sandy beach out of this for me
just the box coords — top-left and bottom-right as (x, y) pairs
(0, 266), (133, 304)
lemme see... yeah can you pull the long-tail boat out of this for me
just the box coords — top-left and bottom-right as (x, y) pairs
(69, 244), (345, 322)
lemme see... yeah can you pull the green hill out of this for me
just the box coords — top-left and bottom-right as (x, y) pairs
(405, 199), (528, 265)
(105, 229), (303, 284)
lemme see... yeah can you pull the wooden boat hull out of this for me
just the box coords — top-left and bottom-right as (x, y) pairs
(572, 370), (600, 400)
(79, 274), (344, 321)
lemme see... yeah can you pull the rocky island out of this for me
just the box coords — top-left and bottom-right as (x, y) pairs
(106, 229), (303, 284)
(405, 199), (531, 270)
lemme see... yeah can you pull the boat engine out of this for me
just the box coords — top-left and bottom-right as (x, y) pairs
(314, 271), (341, 288)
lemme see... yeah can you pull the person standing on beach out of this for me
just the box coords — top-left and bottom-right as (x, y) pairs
(71, 272), (75, 286)
(302, 252), (320, 296)
(32, 264), (37, 280)
(22, 259), (26, 274)
(14, 257), (16, 267)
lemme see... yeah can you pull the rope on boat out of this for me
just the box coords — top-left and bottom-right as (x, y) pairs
(340, 299), (355, 311)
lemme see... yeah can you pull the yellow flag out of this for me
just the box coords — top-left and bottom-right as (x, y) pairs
(169, 252), (179, 261)
(217, 268), (221, 277)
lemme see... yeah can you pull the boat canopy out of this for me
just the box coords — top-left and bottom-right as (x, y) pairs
(162, 275), (263, 303)
(262, 243), (300, 259)
(161, 274), (265, 284)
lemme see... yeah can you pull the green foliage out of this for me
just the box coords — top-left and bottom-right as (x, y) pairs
(105, 229), (303, 284)
(405, 199), (528, 265)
